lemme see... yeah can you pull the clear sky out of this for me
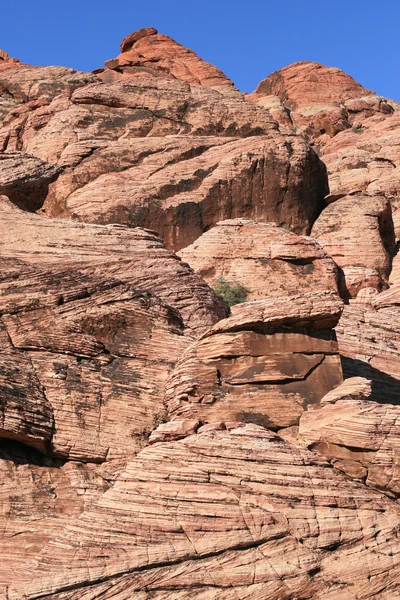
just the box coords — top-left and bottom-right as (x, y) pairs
(2, 0), (399, 100)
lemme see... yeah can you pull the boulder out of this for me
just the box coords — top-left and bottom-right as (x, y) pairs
(179, 218), (339, 300)
(312, 194), (395, 298)
(166, 291), (343, 430)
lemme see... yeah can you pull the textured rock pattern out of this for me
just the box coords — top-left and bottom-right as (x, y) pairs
(336, 287), (400, 402)
(312, 194), (395, 298)
(102, 27), (234, 86)
(1, 28), (400, 600)
(6, 426), (400, 599)
(299, 377), (400, 496)
(180, 218), (338, 300)
(166, 292), (344, 430)
(0, 197), (226, 462)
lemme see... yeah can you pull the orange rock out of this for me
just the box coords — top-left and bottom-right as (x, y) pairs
(103, 27), (233, 86)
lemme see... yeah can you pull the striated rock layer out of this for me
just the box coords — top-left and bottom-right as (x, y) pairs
(180, 218), (339, 300)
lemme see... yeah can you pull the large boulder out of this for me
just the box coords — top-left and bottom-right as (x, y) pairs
(180, 218), (339, 300)
(166, 291), (343, 430)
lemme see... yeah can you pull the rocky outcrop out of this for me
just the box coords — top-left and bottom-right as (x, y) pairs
(0, 151), (61, 209)
(336, 286), (400, 402)
(3, 29), (400, 600)
(249, 61), (393, 140)
(312, 194), (395, 298)
(6, 425), (400, 599)
(180, 218), (339, 300)
(166, 291), (343, 430)
(0, 57), (328, 251)
(0, 197), (226, 461)
(100, 27), (234, 86)
(299, 377), (400, 497)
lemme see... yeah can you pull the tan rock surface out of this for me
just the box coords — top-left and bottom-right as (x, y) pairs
(6, 425), (400, 599)
(336, 286), (400, 402)
(180, 218), (338, 300)
(312, 194), (395, 298)
(300, 377), (400, 496)
(0, 197), (226, 461)
(166, 291), (343, 429)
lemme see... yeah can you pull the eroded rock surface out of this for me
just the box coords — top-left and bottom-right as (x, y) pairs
(336, 286), (400, 402)
(6, 425), (400, 599)
(299, 377), (400, 496)
(101, 27), (234, 86)
(0, 197), (226, 462)
(180, 218), (338, 300)
(166, 291), (343, 430)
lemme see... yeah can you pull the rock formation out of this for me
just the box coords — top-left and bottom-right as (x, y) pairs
(180, 218), (339, 300)
(1, 26), (400, 600)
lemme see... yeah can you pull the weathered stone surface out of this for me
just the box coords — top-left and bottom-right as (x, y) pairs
(321, 112), (400, 202)
(0, 441), (115, 595)
(180, 218), (338, 300)
(336, 286), (400, 402)
(0, 198), (226, 460)
(312, 194), (395, 298)
(249, 61), (394, 140)
(0, 151), (61, 210)
(6, 425), (400, 599)
(0, 71), (328, 251)
(166, 292), (343, 429)
(299, 377), (400, 496)
(102, 27), (234, 86)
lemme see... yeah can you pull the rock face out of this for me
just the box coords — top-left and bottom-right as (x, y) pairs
(299, 377), (400, 497)
(180, 218), (339, 300)
(0, 39), (328, 251)
(0, 197), (226, 462)
(166, 292), (344, 430)
(6, 425), (400, 599)
(0, 151), (61, 209)
(312, 194), (395, 298)
(336, 286), (400, 403)
(2, 28), (400, 600)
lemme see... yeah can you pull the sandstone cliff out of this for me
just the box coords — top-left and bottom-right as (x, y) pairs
(1, 28), (400, 600)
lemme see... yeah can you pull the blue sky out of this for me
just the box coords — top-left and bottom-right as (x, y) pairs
(2, 0), (399, 99)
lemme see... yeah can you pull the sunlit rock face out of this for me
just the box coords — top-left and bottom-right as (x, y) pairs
(1, 27), (400, 600)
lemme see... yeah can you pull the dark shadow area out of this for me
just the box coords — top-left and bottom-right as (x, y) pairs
(341, 356), (400, 404)
(0, 439), (66, 468)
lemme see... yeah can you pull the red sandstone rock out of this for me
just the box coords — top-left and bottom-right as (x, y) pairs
(165, 291), (343, 430)
(0, 151), (61, 210)
(103, 27), (233, 86)
(5, 425), (400, 598)
(180, 218), (338, 300)
(336, 286), (400, 402)
(2, 32), (400, 600)
(0, 197), (226, 461)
